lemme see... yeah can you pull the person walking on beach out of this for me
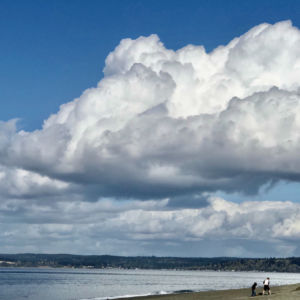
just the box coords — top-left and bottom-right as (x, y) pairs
(262, 277), (271, 295)
(251, 282), (257, 297)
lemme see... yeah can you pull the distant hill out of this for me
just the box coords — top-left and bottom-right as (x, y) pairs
(0, 254), (300, 272)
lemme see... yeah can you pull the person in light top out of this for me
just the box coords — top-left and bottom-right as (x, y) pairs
(263, 277), (271, 295)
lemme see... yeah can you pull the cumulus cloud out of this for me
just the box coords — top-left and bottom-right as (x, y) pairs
(104, 197), (300, 243)
(1, 21), (300, 198)
(1, 196), (300, 256)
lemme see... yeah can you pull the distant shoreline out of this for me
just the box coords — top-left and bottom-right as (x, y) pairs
(115, 283), (300, 300)
(0, 265), (298, 274)
(1, 254), (300, 272)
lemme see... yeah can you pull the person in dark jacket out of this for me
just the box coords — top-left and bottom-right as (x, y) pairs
(251, 282), (257, 296)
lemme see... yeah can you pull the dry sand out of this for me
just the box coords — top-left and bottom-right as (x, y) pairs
(118, 283), (300, 300)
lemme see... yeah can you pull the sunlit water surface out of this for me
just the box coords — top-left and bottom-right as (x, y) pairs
(1, 267), (300, 300)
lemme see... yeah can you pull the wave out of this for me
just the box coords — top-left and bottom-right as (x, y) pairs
(80, 293), (152, 300)
(80, 289), (198, 300)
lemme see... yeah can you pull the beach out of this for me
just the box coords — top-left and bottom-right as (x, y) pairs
(118, 283), (300, 300)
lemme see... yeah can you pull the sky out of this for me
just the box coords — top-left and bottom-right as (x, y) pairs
(1, 0), (300, 257)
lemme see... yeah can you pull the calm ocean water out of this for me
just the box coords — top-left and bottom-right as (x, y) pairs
(1, 267), (300, 300)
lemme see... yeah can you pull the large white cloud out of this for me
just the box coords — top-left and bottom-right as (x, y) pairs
(1, 20), (300, 198)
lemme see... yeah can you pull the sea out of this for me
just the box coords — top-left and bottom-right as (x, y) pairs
(1, 267), (300, 300)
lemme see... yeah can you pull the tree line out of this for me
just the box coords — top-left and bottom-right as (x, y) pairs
(0, 254), (300, 272)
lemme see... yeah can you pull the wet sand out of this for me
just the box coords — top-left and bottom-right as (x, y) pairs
(118, 283), (300, 300)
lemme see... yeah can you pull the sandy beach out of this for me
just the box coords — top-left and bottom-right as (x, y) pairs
(118, 283), (300, 300)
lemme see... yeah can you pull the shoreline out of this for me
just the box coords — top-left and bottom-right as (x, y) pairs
(115, 283), (300, 300)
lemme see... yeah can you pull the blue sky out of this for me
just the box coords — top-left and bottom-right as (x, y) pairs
(1, 0), (300, 130)
(1, 0), (300, 256)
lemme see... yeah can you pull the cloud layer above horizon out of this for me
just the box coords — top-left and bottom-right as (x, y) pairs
(1, 20), (300, 256)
